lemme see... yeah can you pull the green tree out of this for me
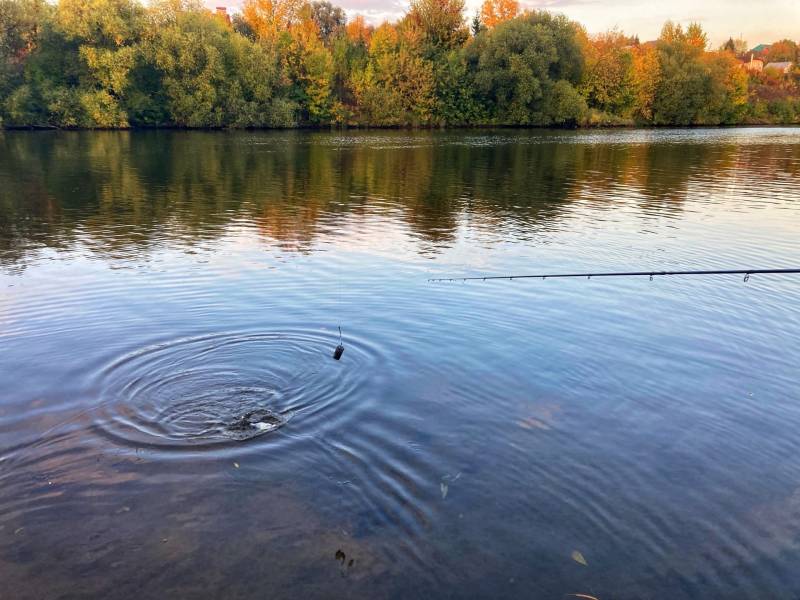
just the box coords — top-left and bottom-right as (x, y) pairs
(432, 49), (483, 124)
(470, 12), (484, 37)
(145, 1), (291, 127)
(720, 37), (747, 55)
(466, 11), (586, 125)
(49, 0), (147, 127)
(0, 0), (50, 123)
(5, 0), (146, 127)
(650, 22), (713, 125)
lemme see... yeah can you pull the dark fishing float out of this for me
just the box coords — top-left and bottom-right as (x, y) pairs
(333, 326), (345, 360)
(428, 268), (800, 283)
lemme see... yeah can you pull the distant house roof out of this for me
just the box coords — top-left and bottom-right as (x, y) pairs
(752, 44), (771, 53)
(765, 62), (794, 71)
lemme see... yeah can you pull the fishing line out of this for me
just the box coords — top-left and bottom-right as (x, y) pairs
(428, 268), (800, 283)
(332, 135), (345, 361)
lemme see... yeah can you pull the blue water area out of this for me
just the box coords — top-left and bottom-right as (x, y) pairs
(1, 128), (799, 599)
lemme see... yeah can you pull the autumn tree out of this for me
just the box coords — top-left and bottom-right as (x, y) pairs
(702, 50), (749, 123)
(1, 0), (798, 128)
(285, 5), (334, 122)
(147, 5), (279, 126)
(350, 21), (435, 125)
(658, 21), (706, 48)
(406, 0), (467, 52)
(685, 23), (708, 50)
(345, 15), (371, 46)
(580, 30), (636, 116)
(647, 21), (748, 125)
(479, 0), (517, 29)
(0, 0), (48, 64)
(766, 40), (799, 63)
(241, 0), (303, 43)
(3, 0), (148, 127)
(631, 43), (659, 121)
(59, 0), (147, 125)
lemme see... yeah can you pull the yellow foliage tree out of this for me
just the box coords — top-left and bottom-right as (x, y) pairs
(241, 0), (303, 43)
(351, 21), (435, 125)
(479, 0), (517, 29)
(286, 7), (333, 122)
(701, 50), (749, 123)
(369, 22), (399, 55)
(631, 44), (660, 121)
(580, 30), (636, 115)
(406, 0), (467, 49)
(685, 23), (708, 50)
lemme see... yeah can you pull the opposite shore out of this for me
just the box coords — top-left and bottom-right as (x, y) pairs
(1, 0), (799, 130)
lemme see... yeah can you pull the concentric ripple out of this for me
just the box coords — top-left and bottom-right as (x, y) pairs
(90, 329), (381, 450)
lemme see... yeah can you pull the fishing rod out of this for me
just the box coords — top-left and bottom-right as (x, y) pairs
(428, 268), (800, 283)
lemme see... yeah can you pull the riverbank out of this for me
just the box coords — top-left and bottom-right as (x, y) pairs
(3, 120), (798, 131)
(3, 2), (799, 132)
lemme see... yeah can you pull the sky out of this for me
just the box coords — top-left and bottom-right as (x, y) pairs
(211, 0), (800, 47)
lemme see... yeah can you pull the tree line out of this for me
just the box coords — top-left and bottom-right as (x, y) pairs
(0, 0), (798, 129)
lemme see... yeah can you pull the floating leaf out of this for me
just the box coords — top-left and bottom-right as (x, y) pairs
(571, 550), (588, 566)
(517, 417), (551, 431)
(233, 462), (240, 469)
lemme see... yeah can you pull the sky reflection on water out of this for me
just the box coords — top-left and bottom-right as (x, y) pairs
(1, 128), (799, 599)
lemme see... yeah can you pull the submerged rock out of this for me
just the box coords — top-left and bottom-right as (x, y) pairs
(226, 409), (285, 439)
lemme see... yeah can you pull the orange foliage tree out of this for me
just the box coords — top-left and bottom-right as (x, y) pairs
(346, 15), (372, 46)
(241, 0), (303, 43)
(479, 0), (517, 29)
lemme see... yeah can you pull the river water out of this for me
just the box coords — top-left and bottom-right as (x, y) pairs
(1, 128), (799, 599)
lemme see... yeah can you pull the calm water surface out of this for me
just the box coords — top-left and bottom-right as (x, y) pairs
(1, 129), (799, 599)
